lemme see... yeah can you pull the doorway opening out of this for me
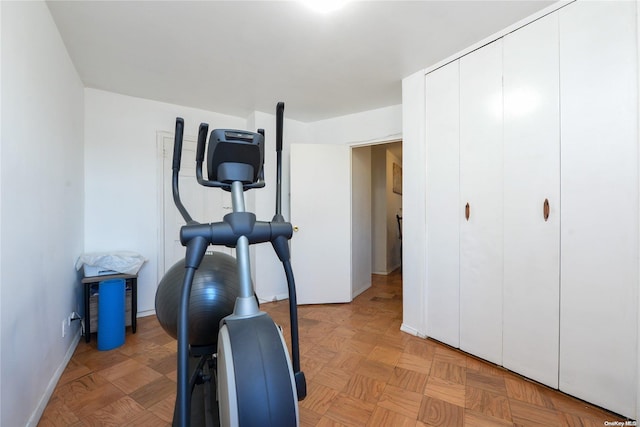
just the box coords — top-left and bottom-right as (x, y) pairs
(370, 142), (403, 276)
(351, 141), (403, 300)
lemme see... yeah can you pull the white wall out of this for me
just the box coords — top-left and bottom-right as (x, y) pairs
(637, 1), (640, 417)
(401, 70), (427, 337)
(371, 146), (387, 274)
(0, 4), (4, 421)
(84, 89), (246, 315)
(310, 104), (402, 146)
(1, 2), (85, 426)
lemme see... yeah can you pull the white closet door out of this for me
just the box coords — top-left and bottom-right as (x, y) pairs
(559, 1), (638, 419)
(502, 13), (560, 388)
(459, 39), (503, 365)
(425, 61), (460, 347)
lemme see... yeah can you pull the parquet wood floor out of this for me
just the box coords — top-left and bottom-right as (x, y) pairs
(38, 271), (630, 426)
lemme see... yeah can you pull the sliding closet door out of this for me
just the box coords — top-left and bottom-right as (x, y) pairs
(425, 61), (460, 347)
(459, 40), (503, 365)
(502, 13), (560, 388)
(559, 1), (638, 418)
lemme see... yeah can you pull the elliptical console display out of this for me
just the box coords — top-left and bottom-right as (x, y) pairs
(206, 129), (264, 185)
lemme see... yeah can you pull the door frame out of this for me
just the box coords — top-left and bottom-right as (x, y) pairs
(350, 138), (403, 295)
(156, 131), (172, 284)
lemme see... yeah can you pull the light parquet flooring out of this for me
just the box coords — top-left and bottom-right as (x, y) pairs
(39, 271), (630, 426)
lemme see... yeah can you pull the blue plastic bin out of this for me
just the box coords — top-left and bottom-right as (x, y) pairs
(97, 278), (126, 351)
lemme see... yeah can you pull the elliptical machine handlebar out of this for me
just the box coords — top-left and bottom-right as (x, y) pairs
(194, 123), (209, 187)
(274, 102), (285, 219)
(173, 117), (185, 171)
(172, 118), (195, 225)
(179, 217), (292, 248)
(276, 102), (284, 152)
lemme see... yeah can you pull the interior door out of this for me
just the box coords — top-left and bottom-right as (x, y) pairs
(290, 143), (351, 304)
(459, 39), (504, 365)
(161, 133), (233, 274)
(502, 12), (560, 388)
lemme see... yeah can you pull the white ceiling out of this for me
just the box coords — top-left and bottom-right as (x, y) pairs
(47, 0), (556, 122)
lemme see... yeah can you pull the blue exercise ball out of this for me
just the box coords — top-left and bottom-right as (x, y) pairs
(155, 252), (240, 347)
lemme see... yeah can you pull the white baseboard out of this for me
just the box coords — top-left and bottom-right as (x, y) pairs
(401, 323), (427, 339)
(352, 283), (370, 299)
(27, 330), (81, 427)
(257, 292), (290, 304)
(372, 265), (401, 276)
(137, 309), (156, 318)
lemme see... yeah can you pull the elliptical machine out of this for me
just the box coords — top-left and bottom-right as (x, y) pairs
(157, 103), (306, 426)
